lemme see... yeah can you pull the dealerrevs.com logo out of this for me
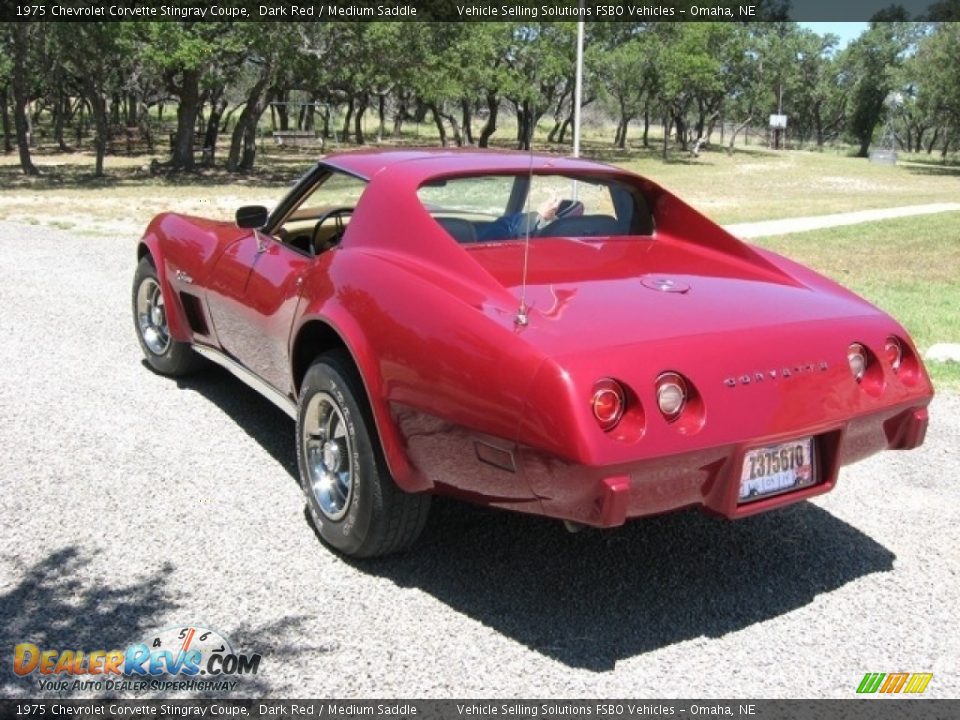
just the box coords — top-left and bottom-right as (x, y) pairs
(13, 626), (261, 693)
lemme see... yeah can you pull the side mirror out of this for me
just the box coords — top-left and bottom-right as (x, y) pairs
(235, 205), (269, 229)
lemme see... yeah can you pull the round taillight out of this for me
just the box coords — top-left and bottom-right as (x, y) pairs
(656, 372), (687, 420)
(884, 336), (903, 373)
(591, 379), (625, 431)
(848, 343), (867, 382)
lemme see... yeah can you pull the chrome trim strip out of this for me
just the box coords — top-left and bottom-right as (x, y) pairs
(192, 345), (297, 419)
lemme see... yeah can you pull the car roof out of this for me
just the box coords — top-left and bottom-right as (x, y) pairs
(322, 148), (621, 183)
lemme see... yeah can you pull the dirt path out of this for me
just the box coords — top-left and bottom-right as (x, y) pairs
(724, 202), (960, 239)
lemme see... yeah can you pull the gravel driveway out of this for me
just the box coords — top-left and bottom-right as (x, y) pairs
(1, 220), (957, 699)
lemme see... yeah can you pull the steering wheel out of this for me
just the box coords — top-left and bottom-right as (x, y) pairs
(311, 207), (353, 253)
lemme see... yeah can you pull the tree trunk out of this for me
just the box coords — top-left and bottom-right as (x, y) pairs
(1, 85), (12, 153)
(54, 86), (69, 151)
(547, 121), (560, 143)
(926, 127), (940, 154)
(429, 103), (447, 147)
(376, 94), (386, 143)
(557, 114), (572, 144)
(11, 90), (35, 172)
(31, 98), (44, 127)
(110, 93), (121, 125)
(170, 69), (201, 170)
(220, 104), (239, 133)
(516, 100), (538, 150)
(727, 116), (753, 154)
(75, 97), (85, 147)
(478, 93), (498, 148)
(275, 90), (289, 131)
(460, 98), (473, 145)
(617, 113), (630, 149)
(85, 87), (108, 177)
(642, 109), (650, 148)
(393, 92), (406, 137)
(705, 111), (720, 144)
(341, 97), (354, 142)
(674, 115), (688, 151)
(227, 70), (272, 172)
(516, 101), (529, 149)
(11, 25), (38, 174)
(353, 95), (367, 145)
(444, 110), (462, 146)
(202, 97), (227, 167)
(662, 115), (670, 161)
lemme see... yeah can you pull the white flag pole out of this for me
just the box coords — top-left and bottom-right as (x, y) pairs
(573, 17), (584, 159)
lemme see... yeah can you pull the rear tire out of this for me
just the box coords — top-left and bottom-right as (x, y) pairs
(132, 257), (203, 376)
(296, 350), (430, 557)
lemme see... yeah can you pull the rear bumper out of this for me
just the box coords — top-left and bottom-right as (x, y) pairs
(520, 402), (930, 527)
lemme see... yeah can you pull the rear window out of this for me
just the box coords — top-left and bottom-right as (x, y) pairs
(417, 173), (654, 244)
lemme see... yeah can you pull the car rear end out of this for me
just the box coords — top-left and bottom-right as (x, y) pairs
(515, 314), (933, 527)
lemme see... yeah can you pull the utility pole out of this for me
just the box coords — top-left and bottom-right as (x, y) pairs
(573, 16), (584, 158)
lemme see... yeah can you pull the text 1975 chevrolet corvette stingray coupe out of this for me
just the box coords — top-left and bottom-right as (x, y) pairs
(133, 150), (933, 557)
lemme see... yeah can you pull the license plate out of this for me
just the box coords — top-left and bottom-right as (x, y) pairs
(739, 437), (815, 503)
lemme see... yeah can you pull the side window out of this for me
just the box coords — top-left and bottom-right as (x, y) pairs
(275, 172), (367, 255)
(417, 176), (515, 244)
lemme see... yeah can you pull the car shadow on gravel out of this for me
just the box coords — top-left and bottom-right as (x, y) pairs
(0, 547), (318, 697)
(353, 498), (895, 672)
(170, 364), (897, 672)
(172, 365), (298, 481)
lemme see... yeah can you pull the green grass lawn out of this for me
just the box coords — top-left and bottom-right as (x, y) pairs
(610, 145), (960, 224)
(752, 211), (960, 391)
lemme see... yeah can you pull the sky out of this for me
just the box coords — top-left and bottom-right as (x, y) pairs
(798, 22), (870, 48)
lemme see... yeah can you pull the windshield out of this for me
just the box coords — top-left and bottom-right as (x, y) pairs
(417, 173), (654, 244)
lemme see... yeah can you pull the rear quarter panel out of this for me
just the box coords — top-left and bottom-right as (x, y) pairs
(294, 247), (546, 494)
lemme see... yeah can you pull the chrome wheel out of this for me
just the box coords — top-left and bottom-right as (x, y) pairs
(302, 391), (353, 521)
(136, 277), (171, 355)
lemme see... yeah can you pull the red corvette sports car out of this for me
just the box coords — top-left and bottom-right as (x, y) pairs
(133, 150), (933, 557)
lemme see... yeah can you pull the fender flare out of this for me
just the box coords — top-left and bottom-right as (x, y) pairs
(137, 234), (191, 342)
(290, 310), (432, 494)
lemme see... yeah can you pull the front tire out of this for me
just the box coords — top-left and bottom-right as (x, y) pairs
(132, 257), (203, 376)
(296, 350), (430, 557)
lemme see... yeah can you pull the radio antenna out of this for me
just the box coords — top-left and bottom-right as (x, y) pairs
(515, 117), (535, 327)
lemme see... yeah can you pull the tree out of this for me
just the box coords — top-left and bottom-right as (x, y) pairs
(4, 22), (42, 174)
(0, 35), (12, 153)
(56, 24), (134, 177)
(911, 22), (960, 158)
(139, 22), (245, 170)
(788, 30), (847, 147)
(724, 27), (773, 153)
(594, 26), (661, 149)
(658, 24), (750, 153)
(225, 23), (313, 172)
(842, 21), (915, 157)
